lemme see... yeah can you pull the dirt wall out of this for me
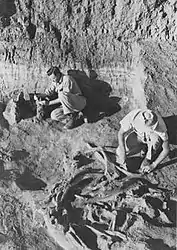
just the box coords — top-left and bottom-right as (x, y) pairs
(0, 0), (177, 112)
(0, 1), (177, 250)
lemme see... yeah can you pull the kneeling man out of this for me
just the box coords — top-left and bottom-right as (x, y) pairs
(116, 109), (169, 173)
(39, 66), (86, 129)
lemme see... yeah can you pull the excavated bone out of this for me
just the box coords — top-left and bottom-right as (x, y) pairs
(119, 213), (137, 232)
(85, 143), (109, 176)
(67, 226), (88, 249)
(44, 141), (176, 249)
(132, 199), (156, 219)
(104, 230), (127, 241)
(86, 142), (136, 176)
(85, 142), (164, 188)
(157, 210), (173, 224)
(86, 224), (126, 243)
(108, 210), (117, 231)
(86, 178), (143, 204)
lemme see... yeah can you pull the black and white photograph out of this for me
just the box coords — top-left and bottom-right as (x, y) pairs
(0, 0), (176, 249)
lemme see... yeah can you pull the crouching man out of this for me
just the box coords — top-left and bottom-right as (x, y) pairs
(39, 66), (87, 129)
(116, 109), (169, 174)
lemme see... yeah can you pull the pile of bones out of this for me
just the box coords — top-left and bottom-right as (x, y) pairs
(44, 143), (176, 248)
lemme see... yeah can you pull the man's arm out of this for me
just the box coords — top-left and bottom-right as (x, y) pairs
(116, 127), (126, 164)
(48, 98), (61, 106)
(142, 140), (169, 173)
(40, 83), (61, 106)
(38, 96), (61, 106)
(45, 83), (56, 96)
(152, 140), (169, 168)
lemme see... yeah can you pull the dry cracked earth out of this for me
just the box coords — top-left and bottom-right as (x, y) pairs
(0, 0), (177, 249)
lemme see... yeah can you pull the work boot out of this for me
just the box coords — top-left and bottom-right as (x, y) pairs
(64, 113), (77, 129)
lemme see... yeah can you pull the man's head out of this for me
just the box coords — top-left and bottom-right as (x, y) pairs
(142, 109), (158, 127)
(47, 66), (62, 83)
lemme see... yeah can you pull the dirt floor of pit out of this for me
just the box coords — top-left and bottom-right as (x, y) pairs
(0, 93), (176, 250)
(0, 0), (177, 249)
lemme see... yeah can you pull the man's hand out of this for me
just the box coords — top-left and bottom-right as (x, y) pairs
(38, 99), (49, 106)
(141, 162), (157, 174)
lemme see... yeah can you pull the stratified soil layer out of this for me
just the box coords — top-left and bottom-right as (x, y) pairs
(0, 0), (177, 249)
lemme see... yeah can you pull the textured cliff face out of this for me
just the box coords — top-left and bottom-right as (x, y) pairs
(0, 0), (177, 111)
(0, 1), (177, 250)
(1, 0), (177, 64)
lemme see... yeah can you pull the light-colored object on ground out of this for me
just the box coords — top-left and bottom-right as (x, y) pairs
(3, 91), (25, 125)
(33, 94), (46, 122)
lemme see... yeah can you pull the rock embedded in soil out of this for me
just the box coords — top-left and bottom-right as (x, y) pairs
(0, 0), (177, 249)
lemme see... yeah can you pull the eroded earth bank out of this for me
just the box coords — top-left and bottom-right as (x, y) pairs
(0, 0), (177, 249)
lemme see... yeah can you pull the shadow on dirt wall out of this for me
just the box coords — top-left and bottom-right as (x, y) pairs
(163, 115), (177, 160)
(4, 69), (121, 125)
(68, 69), (121, 122)
(15, 167), (47, 191)
(11, 149), (47, 191)
(0, 148), (47, 191)
(163, 116), (177, 146)
(0, 0), (16, 27)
